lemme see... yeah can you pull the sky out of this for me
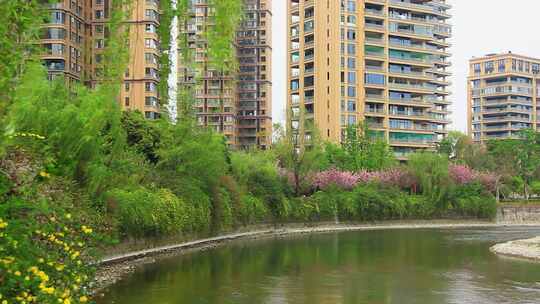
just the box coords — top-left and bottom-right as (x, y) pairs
(271, 0), (540, 132)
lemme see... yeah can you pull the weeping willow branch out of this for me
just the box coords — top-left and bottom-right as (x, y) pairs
(206, 0), (243, 73)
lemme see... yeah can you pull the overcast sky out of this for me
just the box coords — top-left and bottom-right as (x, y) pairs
(271, 0), (540, 132)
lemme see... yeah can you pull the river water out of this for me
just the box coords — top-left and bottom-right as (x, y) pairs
(98, 227), (540, 304)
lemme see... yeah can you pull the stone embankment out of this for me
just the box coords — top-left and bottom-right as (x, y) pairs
(497, 204), (540, 224)
(491, 237), (540, 262)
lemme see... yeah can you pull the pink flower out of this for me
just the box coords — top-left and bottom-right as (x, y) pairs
(313, 168), (361, 190)
(449, 164), (475, 185)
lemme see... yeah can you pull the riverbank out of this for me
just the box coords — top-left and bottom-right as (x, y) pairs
(491, 237), (540, 262)
(92, 220), (540, 294)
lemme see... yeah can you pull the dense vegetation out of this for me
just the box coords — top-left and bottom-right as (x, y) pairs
(1, 1), (539, 303)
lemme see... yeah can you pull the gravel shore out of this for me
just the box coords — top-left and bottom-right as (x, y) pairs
(93, 221), (540, 295)
(490, 236), (540, 262)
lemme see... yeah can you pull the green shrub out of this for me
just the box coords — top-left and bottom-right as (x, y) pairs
(452, 183), (497, 219)
(406, 195), (436, 218)
(108, 188), (190, 237)
(531, 181), (540, 196)
(353, 184), (409, 221)
(239, 194), (269, 224)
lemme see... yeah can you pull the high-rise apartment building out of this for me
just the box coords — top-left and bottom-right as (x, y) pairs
(41, 0), (161, 119)
(236, 0), (273, 149)
(287, 0), (452, 159)
(468, 52), (540, 142)
(41, 0), (272, 149)
(178, 0), (272, 149)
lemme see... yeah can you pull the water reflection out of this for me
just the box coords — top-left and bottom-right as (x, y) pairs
(98, 227), (540, 304)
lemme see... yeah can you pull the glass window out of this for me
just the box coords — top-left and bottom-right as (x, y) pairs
(365, 73), (385, 85)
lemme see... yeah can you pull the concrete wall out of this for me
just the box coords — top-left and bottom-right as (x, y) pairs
(497, 205), (540, 224)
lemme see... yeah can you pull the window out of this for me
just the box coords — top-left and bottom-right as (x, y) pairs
(473, 63), (481, 74)
(145, 38), (157, 49)
(145, 96), (158, 107)
(124, 97), (130, 107)
(347, 44), (355, 55)
(95, 39), (104, 49)
(145, 24), (156, 33)
(498, 59), (506, 72)
(347, 86), (356, 97)
(304, 20), (314, 32)
(50, 11), (65, 24)
(304, 76), (314, 87)
(145, 82), (156, 92)
(484, 61), (494, 73)
(347, 30), (356, 41)
(95, 10), (104, 19)
(347, 1), (356, 12)
(145, 9), (158, 21)
(347, 100), (356, 112)
(145, 52), (158, 64)
(347, 58), (356, 69)
(291, 79), (299, 90)
(42, 28), (66, 39)
(347, 72), (356, 84)
(365, 73), (385, 85)
(95, 25), (103, 33)
(124, 82), (130, 91)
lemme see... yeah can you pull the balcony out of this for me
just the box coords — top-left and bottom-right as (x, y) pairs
(365, 37), (385, 46)
(365, 23), (386, 32)
(365, 108), (386, 115)
(389, 0), (451, 18)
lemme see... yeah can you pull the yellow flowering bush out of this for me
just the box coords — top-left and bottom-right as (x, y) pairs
(0, 206), (96, 304)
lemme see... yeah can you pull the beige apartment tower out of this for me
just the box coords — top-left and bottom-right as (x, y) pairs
(41, 0), (160, 118)
(468, 52), (540, 142)
(287, 0), (452, 158)
(178, 0), (273, 149)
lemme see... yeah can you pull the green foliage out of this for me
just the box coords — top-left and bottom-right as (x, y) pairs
(273, 123), (328, 195)
(108, 188), (190, 237)
(451, 183), (497, 219)
(531, 181), (540, 196)
(328, 124), (395, 171)
(8, 63), (127, 200)
(238, 195), (268, 225)
(353, 184), (409, 221)
(207, 0), (243, 72)
(407, 153), (452, 211)
(437, 131), (472, 162)
(0, 0), (44, 114)
(121, 111), (161, 164)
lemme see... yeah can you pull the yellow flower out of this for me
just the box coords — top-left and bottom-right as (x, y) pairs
(79, 296), (88, 303)
(14, 271), (21, 276)
(39, 171), (50, 178)
(63, 298), (71, 304)
(65, 214), (72, 220)
(0, 221), (7, 229)
(81, 226), (92, 234)
(55, 264), (65, 271)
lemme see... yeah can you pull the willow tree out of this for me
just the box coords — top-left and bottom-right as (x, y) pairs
(0, 0), (45, 119)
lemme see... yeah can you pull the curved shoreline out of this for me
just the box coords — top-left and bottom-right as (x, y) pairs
(490, 236), (540, 262)
(93, 220), (540, 294)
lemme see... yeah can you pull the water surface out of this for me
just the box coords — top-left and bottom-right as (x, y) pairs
(99, 227), (540, 304)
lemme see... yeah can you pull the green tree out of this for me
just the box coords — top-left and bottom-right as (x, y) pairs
(0, 0), (45, 115)
(326, 124), (395, 171)
(407, 153), (452, 211)
(273, 123), (327, 196)
(437, 131), (471, 162)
